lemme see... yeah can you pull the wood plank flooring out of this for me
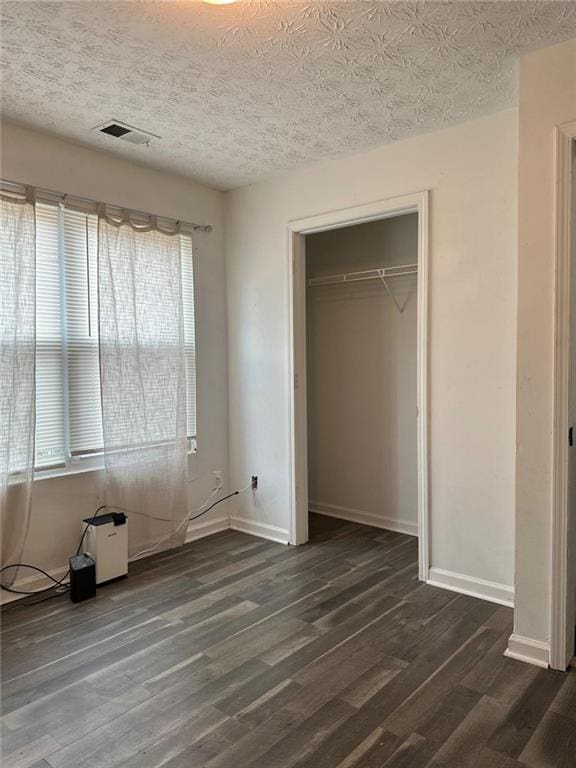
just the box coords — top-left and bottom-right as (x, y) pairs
(1, 513), (575, 768)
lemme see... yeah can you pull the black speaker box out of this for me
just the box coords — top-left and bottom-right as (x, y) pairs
(69, 553), (96, 603)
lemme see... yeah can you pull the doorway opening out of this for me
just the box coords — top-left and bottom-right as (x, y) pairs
(288, 192), (429, 580)
(306, 214), (419, 545)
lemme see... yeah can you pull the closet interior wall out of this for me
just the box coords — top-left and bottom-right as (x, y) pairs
(306, 213), (419, 536)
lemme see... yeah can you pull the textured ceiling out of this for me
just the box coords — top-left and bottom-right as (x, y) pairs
(1, 1), (576, 190)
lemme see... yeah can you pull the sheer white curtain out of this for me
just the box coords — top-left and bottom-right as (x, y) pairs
(97, 217), (188, 556)
(0, 194), (35, 585)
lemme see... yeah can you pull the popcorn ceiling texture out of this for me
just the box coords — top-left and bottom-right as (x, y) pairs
(1, 1), (575, 189)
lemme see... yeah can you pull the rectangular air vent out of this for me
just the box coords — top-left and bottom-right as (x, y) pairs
(92, 120), (161, 146)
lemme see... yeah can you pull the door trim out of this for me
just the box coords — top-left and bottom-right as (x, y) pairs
(551, 121), (576, 670)
(287, 191), (430, 580)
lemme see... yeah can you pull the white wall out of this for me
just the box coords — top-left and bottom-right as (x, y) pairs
(512, 39), (576, 658)
(306, 215), (418, 535)
(225, 108), (518, 600)
(0, 121), (229, 580)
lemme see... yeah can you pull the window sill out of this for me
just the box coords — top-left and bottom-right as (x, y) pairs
(34, 455), (104, 481)
(33, 441), (198, 482)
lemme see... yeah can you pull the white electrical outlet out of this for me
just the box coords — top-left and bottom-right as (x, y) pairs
(212, 470), (224, 490)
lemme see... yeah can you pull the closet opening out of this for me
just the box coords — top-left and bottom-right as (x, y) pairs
(288, 192), (429, 580)
(306, 213), (419, 544)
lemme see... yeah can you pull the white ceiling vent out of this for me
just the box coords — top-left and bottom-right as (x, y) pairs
(92, 119), (160, 146)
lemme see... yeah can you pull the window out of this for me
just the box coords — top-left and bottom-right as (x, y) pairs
(35, 202), (196, 471)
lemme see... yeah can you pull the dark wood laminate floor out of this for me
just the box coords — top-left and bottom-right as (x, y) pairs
(2, 514), (575, 768)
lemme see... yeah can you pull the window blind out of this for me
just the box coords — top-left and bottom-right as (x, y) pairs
(35, 203), (65, 468)
(35, 203), (197, 470)
(181, 234), (197, 441)
(63, 208), (102, 456)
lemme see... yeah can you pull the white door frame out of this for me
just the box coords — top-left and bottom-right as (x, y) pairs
(551, 121), (576, 670)
(287, 191), (430, 580)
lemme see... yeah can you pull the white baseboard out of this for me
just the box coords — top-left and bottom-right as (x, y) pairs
(230, 516), (290, 544)
(427, 567), (514, 608)
(309, 500), (418, 538)
(504, 633), (550, 668)
(185, 516), (229, 543)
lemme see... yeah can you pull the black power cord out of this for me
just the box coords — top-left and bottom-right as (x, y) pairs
(130, 480), (254, 560)
(0, 564), (71, 613)
(0, 564), (69, 595)
(75, 504), (108, 557)
(189, 488), (244, 522)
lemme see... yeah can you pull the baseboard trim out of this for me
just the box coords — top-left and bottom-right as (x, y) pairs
(230, 516), (290, 544)
(185, 516), (229, 543)
(309, 500), (418, 538)
(427, 567), (514, 608)
(505, 633), (550, 669)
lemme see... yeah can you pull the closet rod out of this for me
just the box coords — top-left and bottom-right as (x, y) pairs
(308, 263), (417, 287)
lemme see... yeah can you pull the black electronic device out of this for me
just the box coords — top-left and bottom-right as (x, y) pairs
(69, 553), (96, 603)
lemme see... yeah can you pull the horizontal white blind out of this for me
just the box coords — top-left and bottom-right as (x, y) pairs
(35, 203), (65, 468)
(181, 235), (197, 440)
(63, 209), (103, 455)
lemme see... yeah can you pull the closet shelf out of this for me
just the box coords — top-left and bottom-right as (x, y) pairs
(307, 263), (418, 287)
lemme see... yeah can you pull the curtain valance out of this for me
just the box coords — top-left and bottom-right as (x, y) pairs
(0, 179), (212, 236)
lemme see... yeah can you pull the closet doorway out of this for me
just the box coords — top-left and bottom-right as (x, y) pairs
(288, 192), (429, 580)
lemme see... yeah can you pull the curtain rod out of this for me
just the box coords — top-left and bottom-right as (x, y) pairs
(0, 178), (213, 234)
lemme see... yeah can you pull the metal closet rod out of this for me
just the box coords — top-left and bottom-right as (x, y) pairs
(0, 178), (213, 233)
(307, 263), (418, 287)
